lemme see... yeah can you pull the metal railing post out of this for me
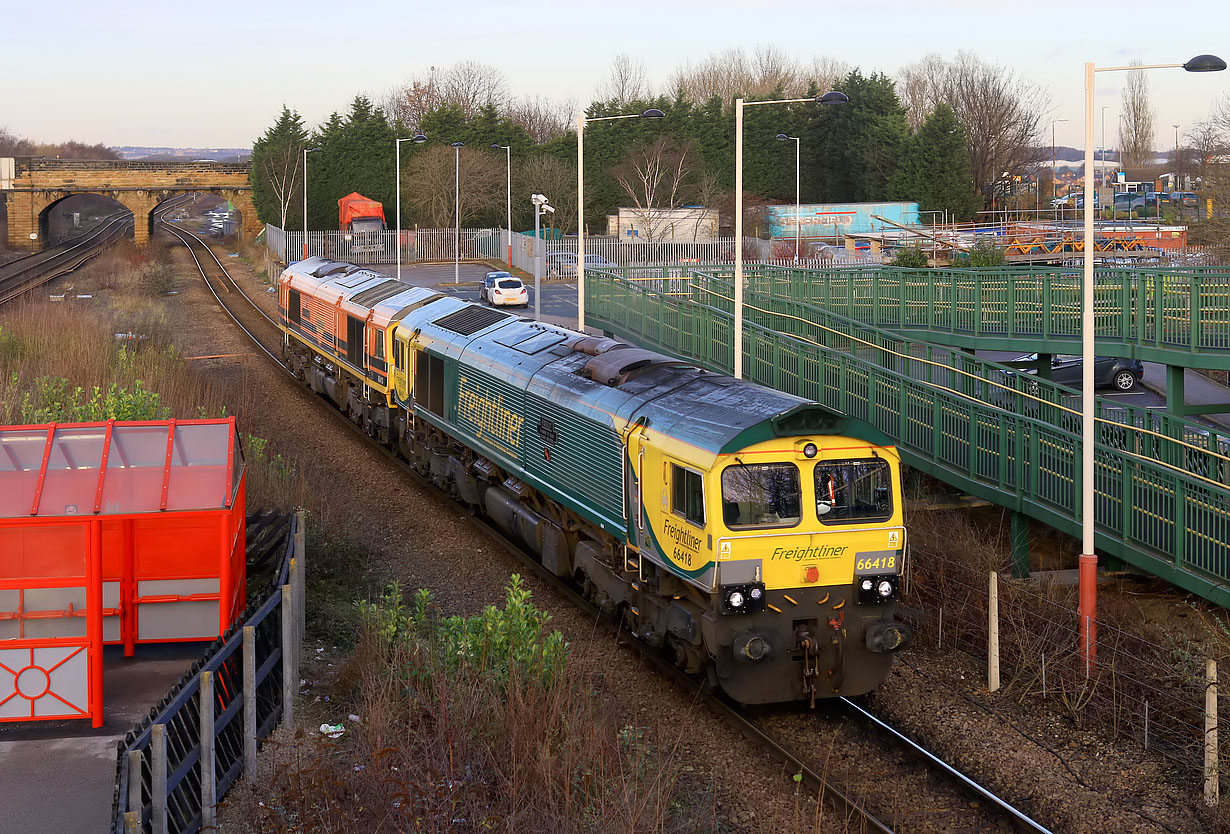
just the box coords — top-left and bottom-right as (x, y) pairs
(243, 625), (257, 775)
(200, 670), (217, 829)
(988, 571), (1000, 692)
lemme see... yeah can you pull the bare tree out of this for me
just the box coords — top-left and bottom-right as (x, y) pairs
(751, 45), (803, 95)
(441, 61), (510, 118)
(596, 54), (649, 104)
(515, 155), (578, 234)
(899, 52), (1047, 205)
(668, 46), (814, 107)
(505, 95), (574, 142)
(0, 127), (35, 156)
(611, 137), (697, 244)
(406, 145), (503, 228)
(896, 54), (948, 131)
(382, 76), (441, 130)
(1119, 62), (1156, 169)
(809, 56), (851, 98)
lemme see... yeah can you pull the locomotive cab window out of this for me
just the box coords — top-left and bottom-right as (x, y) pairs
(287, 289), (301, 324)
(815, 459), (892, 524)
(670, 463), (705, 527)
(722, 462), (801, 528)
(393, 338), (404, 370)
(372, 327), (385, 360)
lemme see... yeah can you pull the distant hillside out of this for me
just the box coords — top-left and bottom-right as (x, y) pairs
(111, 146), (251, 162)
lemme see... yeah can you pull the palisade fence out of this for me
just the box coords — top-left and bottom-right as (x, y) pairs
(109, 511), (306, 834)
(585, 269), (1227, 796)
(263, 224), (880, 270)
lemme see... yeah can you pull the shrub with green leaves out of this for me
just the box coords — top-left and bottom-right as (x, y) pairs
(20, 377), (169, 423)
(891, 245), (929, 268)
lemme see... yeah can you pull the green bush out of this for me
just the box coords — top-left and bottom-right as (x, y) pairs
(891, 245), (929, 268)
(20, 377), (169, 423)
(951, 239), (1006, 268)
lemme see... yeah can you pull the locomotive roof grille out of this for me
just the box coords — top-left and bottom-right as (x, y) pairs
(350, 280), (409, 307)
(433, 305), (512, 336)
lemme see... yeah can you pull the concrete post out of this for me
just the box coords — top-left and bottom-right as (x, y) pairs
(127, 748), (143, 822)
(1207, 660), (1219, 806)
(243, 625), (257, 775)
(200, 671), (216, 829)
(151, 724), (168, 834)
(988, 571), (1001, 693)
(281, 584), (295, 728)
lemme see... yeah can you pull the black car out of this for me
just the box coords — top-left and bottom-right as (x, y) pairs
(1007, 353), (1144, 391)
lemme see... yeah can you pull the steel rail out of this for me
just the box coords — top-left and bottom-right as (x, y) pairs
(0, 212), (134, 304)
(154, 206), (289, 373)
(840, 697), (1055, 833)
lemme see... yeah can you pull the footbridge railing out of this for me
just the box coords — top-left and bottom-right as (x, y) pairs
(586, 269), (1230, 607)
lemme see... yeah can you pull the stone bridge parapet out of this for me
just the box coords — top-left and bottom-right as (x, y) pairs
(2, 158), (257, 250)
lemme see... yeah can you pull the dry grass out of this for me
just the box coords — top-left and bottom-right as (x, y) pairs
(223, 586), (694, 834)
(0, 241), (303, 512)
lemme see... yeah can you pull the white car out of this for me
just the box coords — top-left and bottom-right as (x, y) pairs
(481, 273), (528, 307)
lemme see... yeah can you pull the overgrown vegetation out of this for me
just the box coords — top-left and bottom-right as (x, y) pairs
(234, 578), (692, 834)
(0, 241), (301, 511)
(890, 245), (929, 268)
(950, 238), (1006, 268)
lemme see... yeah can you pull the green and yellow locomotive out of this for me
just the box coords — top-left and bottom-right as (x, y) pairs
(279, 257), (911, 704)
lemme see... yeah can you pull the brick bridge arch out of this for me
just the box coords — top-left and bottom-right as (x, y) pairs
(2, 158), (259, 251)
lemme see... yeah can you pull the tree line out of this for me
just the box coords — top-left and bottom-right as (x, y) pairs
(246, 51), (1075, 236)
(0, 127), (119, 160)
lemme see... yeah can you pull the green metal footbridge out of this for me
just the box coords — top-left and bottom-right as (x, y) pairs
(586, 264), (1230, 607)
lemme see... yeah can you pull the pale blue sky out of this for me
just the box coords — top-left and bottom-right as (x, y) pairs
(6, 0), (1227, 151)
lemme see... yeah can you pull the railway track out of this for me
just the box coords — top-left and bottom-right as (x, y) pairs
(158, 219), (1055, 834)
(0, 211), (134, 304)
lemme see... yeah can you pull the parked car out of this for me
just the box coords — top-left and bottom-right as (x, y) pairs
(1005, 353), (1144, 391)
(480, 272), (528, 307)
(545, 252), (617, 277)
(1114, 193), (1146, 212)
(1169, 191), (1198, 207)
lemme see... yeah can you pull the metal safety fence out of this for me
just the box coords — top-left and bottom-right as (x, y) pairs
(109, 511), (306, 834)
(585, 269), (1230, 607)
(724, 263), (1230, 368)
(267, 225), (502, 266)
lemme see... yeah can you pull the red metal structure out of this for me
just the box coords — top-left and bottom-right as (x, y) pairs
(0, 418), (245, 727)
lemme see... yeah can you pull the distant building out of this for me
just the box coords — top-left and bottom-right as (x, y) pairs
(606, 206), (718, 242)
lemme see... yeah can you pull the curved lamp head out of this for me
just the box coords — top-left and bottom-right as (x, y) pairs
(490, 143), (501, 150)
(817, 91), (849, 104)
(412, 134), (427, 144)
(450, 141), (465, 148)
(640, 108), (666, 118)
(1184, 54), (1227, 72)
(776, 133), (790, 141)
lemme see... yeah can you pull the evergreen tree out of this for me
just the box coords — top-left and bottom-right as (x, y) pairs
(806, 71), (907, 202)
(308, 97), (397, 231)
(889, 103), (980, 221)
(249, 106), (309, 229)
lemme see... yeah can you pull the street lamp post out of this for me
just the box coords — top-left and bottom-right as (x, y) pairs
(302, 147), (318, 259)
(1080, 54), (1225, 670)
(1174, 124), (1182, 222)
(395, 134), (428, 281)
(576, 108), (665, 332)
(1051, 118), (1068, 209)
(776, 133), (801, 260)
(735, 92), (847, 379)
(531, 193), (554, 321)
(491, 144), (512, 268)
(451, 141), (464, 284)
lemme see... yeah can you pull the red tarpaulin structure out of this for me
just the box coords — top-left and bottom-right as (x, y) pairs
(0, 417), (245, 727)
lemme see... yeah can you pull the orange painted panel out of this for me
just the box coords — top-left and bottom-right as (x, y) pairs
(0, 524), (88, 579)
(133, 515), (221, 578)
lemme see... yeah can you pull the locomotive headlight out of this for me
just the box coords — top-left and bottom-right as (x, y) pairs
(728, 590), (746, 609)
(720, 583), (765, 615)
(803, 442), (818, 458)
(877, 580), (894, 598)
(861, 578), (873, 592)
(749, 587), (762, 601)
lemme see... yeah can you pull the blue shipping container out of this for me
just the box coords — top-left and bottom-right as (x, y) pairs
(766, 202), (919, 239)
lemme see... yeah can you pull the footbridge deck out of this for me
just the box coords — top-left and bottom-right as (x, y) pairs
(586, 265), (1230, 607)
